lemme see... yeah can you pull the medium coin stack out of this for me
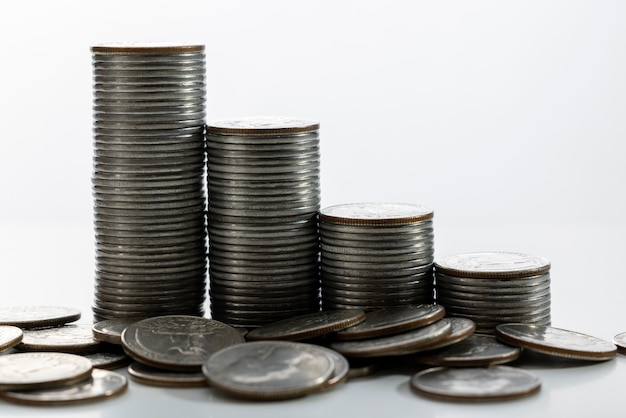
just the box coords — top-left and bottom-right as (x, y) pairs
(205, 117), (321, 328)
(91, 44), (208, 322)
(434, 251), (552, 334)
(319, 202), (435, 310)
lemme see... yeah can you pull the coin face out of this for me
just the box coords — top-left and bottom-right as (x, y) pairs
(127, 362), (209, 387)
(334, 304), (446, 340)
(495, 323), (617, 361)
(0, 352), (93, 390)
(0, 306), (81, 328)
(121, 315), (245, 371)
(202, 341), (335, 400)
(320, 202), (433, 225)
(19, 324), (102, 353)
(435, 252), (551, 278)
(0, 369), (128, 406)
(410, 366), (541, 401)
(0, 325), (23, 352)
(246, 310), (366, 342)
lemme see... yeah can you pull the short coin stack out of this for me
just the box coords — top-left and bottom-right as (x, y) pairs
(205, 117), (322, 327)
(91, 44), (208, 321)
(434, 251), (552, 334)
(319, 202), (435, 310)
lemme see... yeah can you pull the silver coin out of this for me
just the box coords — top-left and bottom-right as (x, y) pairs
(92, 305), (204, 320)
(0, 306), (81, 329)
(206, 144), (319, 158)
(95, 268), (206, 283)
(320, 202), (433, 225)
(613, 332), (626, 353)
(322, 293), (432, 309)
(18, 324), (101, 354)
(319, 227), (434, 242)
(208, 255), (317, 270)
(92, 176), (204, 190)
(208, 291), (316, 305)
(436, 293), (551, 310)
(95, 231), (206, 245)
(208, 191), (320, 205)
(127, 362), (208, 387)
(414, 334), (522, 367)
(201, 340), (333, 400)
(208, 217), (316, 232)
(92, 319), (137, 345)
(0, 369), (128, 406)
(93, 149), (204, 161)
(320, 255), (434, 271)
(320, 236), (434, 251)
(209, 275), (318, 290)
(410, 366), (540, 401)
(0, 326), (23, 352)
(436, 285), (551, 302)
(0, 352), (93, 391)
(434, 252), (551, 279)
(320, 242), (433, 258)
(208, 248), (317, 263)
(208, 282), (319, 297)
(495, 323), (617, 361)
(208, 197), (320, 212)
(96, 248), (206, 263)
(209, 298), (320, 312)
(81, 350), (132, 370)
(94, 292), (206, 307)
(435, 271), (550, 287)
(334, 304), (446, 340)
(206, 150), (320, 164)
(93, 184), (203, 198)
(322, 277), (431, 291)
(206, 167), (319, 182)
(208, 223), (316, 239)
(330, 318), (451, 358)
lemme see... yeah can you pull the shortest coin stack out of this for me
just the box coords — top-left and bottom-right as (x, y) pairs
(434, 252), (552, 335)
(319, 202), (435, 310)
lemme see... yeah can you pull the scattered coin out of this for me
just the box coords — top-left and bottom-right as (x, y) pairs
(18, 324), (102, 354)
(80, 350), (132, 370)
(329, 318), (452, 358)
(314, 346), (350, 390)
(0, 352), (93, 391)
(121, 315), (245, 371)
(202, 341), (335, 400)
(412, 334), (522, 367)
(334, 304), (445, 340)
(92, 319), (138, 345)
(410, 366), (541, 402)
(0, 325), (23, 352)
(494, 323), (617, 361)
(0, 369), (128, 406)
(127, 362), (209, 387)
(246, 309), (366, 342)
(612, 331), (626, 354)
(0, 306), (81, 329)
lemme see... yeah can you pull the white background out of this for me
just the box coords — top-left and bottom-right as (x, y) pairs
(1, 1), (626, 417)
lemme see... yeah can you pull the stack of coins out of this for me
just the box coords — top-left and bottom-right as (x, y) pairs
(91, 44), (208, 322)
(319, 203), (435, 310)
(434, 251), (552, 334)
(205, 117), (321, 328)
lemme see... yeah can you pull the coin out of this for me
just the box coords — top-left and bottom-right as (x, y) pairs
(404, 317), (476, 353)
(246, 310), (366, 342)
(612, 331), (626, 354)
(494, 323), (617, 361)
(0, 306), (81, 329)
(202, 341), (334, 400)
(18, 324), (102, 353)
(121, 315), (245, 371)
(92, 319), (137, 345)
(411, 334), (521, 367)
(80, 350), (132, 370)
(314, 346), (350, 390)
(329, 319), (452, 358)
(0, 352), (93, 391)
(0, 325), (23, 352)
(434, 252), (551, 279)
(0, 369), (128, 406)
(333, 305), (445, 341)
(127, 362), (208, 387)
(410, 366), (541, 402)
(319, 202), (433, 225)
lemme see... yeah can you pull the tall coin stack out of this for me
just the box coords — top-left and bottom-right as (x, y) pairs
(91, 44), (208, 322)
(319, 203), (435, 310)
(434, 251), (552, 334)
(205, 117), (321, 328)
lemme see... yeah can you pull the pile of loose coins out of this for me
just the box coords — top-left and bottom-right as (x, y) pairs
(205, 117), (322, 327)
(0, 306), (128, 405)
(319, 202), (435, 310)
(1, 305), (625, 404)
(91, 44), (208, 321)
(434, 252), (552, 334)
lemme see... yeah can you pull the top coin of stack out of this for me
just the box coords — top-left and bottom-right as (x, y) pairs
(205, 117), (322, 328)
(434, 251), (552, 334)
(91, 43), (208, 322)
(319, 202), (435, 311)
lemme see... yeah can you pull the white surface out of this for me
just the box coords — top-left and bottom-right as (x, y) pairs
(1, 1), (626, 416)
